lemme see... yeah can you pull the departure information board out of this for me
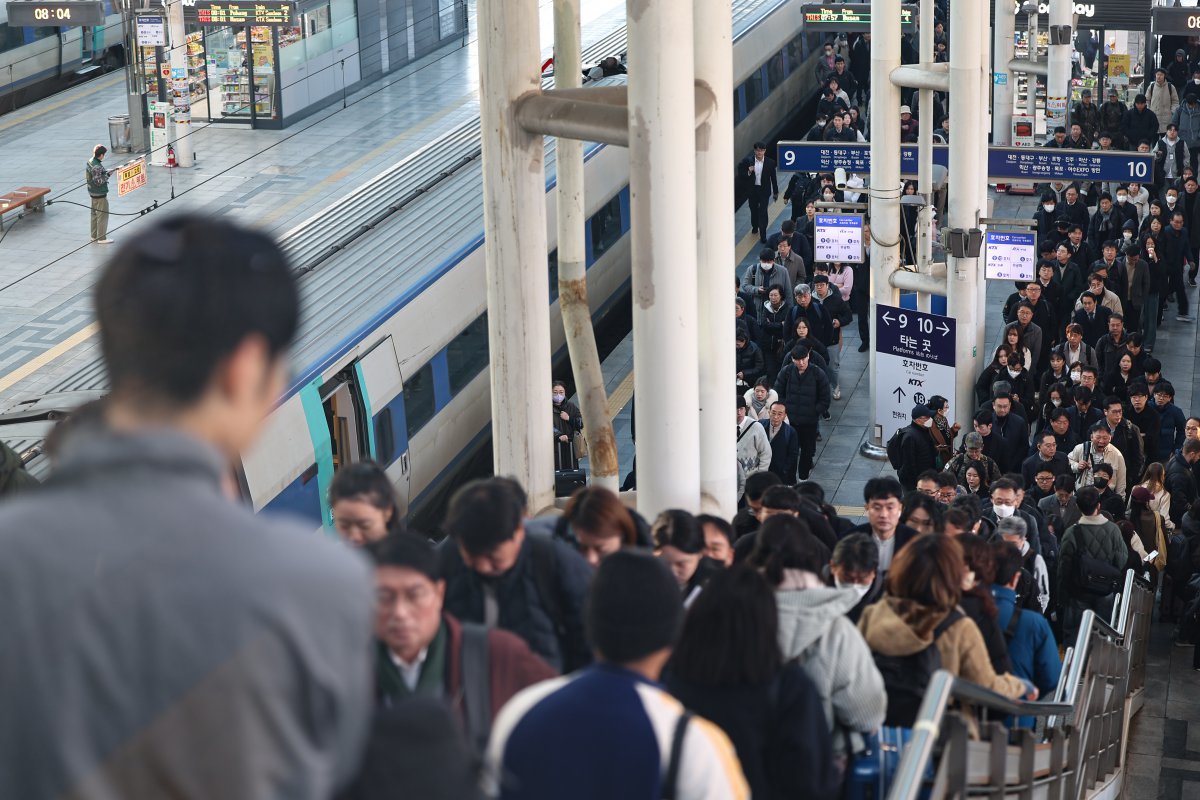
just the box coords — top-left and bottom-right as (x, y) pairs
(800, 4), (917, 31)
(193, 0), (295, 25)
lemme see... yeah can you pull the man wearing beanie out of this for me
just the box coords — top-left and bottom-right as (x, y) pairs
(486, 551), (749, 800)
(894, 405), (938, 489)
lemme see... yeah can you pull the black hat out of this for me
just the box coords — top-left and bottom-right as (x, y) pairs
(1055, 216), (1071, 227)
(1081, 88), (1091, 97)
(911, 404), (932, 420)
(585, 550), (683, 663)
(1135, 93), (1147, 103)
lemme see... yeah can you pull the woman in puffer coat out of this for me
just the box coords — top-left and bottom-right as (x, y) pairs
(747, 516), (886, 754)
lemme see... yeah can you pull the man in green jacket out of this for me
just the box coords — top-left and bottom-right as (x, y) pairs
(1057, 485), (1128, 640)
(86, 144), (112, 244)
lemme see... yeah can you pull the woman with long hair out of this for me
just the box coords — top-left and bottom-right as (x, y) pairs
(976, 345), (1013, 406)
(1137, 462), (1174, 531)
(653, 509), (724, 598)
(329, 461), (405, 546)
(958, 535), (1012, 674)
(554, 486), (650, 566)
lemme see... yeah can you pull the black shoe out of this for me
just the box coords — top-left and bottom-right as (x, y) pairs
(751, 227), (758, 235)
(858, 342), (869, 352)
(822, 411), (831, 421)
(1191, 278), (1198, 286)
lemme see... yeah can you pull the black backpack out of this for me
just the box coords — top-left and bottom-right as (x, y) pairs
(886, 428), (906, 469)
(873, 609), (963, 728)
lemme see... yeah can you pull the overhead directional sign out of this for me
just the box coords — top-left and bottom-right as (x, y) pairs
(777, 142), (1155, 184)
(875, 304), (956, 445)
(984, 231), (1036, 281)
(801, 3), (918, 31)
(814, 213), (864, 263)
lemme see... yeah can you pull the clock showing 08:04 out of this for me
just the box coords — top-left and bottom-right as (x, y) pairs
(5, 0), (106, 27)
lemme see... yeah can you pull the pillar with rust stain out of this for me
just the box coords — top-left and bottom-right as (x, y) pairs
(478, 0), (555, 513)
(695, 0), (737, 517)
(554, 0), (620, 492)
(626, 0), (701, 517)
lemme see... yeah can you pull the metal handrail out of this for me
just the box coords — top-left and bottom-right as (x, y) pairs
(888, 570), (1155, 800)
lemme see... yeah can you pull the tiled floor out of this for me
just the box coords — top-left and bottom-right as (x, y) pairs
(1125, 624), (1200, 800)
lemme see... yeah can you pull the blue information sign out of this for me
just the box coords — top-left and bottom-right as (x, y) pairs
(777, 142), (1155, 184)
(874, 304), (956, 443)
(984, 231), (1037, 281)
(814, 213), (863, 262)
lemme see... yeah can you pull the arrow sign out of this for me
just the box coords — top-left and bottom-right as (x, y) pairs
(881, 311), (894, 326)
(893, 387), (906, 403)
(937, 321), (950, 336)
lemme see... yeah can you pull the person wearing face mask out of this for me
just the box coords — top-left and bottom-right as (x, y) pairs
(551, 379), (583, 457)
(894, 405), (939, 490)
(984, 479), (1043, 560)
(805, 113), (829, 142)
(816, 39), (838, 85)
(1113, 187), (1138, 228)
(1034, 192), (1060, 240)
(828, 533), (882, 623)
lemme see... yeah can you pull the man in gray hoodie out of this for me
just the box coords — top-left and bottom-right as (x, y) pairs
(0, 217), (375, 800)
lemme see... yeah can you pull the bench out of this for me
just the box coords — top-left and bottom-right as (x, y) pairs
(0, 186), (51, 230)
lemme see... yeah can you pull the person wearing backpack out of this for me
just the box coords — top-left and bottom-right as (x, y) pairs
(891, 406), (939, 490)
(1056, 485), (1129, 641)
(857, 533), (1032, 728)
(439, 478), (595, 673)
(991, 542), (1061, 729)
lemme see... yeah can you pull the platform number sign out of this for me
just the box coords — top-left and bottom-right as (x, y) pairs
(814, 213), (864, 263)
(874, 304), (956, 445)
(984, 231), (1036, 281)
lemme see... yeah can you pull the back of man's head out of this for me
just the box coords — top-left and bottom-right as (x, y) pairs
(443, 477), (526, 555)
(96, 216), (298, 412)
(991, 541), (1025, 587)
(744, 471), (782, 503)
(1076, 485), (1101, 515)
(586, 550), (683, 665)
(761, 484), (803, 513)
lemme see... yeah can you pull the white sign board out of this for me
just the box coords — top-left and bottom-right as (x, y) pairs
(136, 15), (166, 46)
(984, 231), (1037, 281)
(874, 304), (956, 445)
(814, 213), (864, 263)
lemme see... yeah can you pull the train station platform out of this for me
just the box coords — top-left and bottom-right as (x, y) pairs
(0, 0), (629, 406)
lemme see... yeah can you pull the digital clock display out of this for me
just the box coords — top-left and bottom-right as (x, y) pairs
(5, 0), (105, 26)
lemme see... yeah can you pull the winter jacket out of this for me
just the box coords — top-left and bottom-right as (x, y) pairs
(785, 299), (833, 348)
(741, 262), (793, 305)
(1122, 105), (1160, 148)
(773, 363), (831, 426)
(1157, 402), (1187, 462)
(958, 592), (1012, 675)
(1057, 513), (1128, 594)
(439, 533), (593, 673)
(896, 423), (938, 489)
(85, 157), (108, 197)
(1165, 454), (1198, 526)
(991, 412), (1031, 475)
(776, 586), (887, 748)
(744, 387), (778, 421)
(991, 586), (1061, 697)
(1173, 99), (1200, 149)
(761, 419), (800, 483)
(1099, 100), (1128, 141)
(815, 287), (852, 345)
(667, 664), (839, 800)
(738, 416), (772, 476)
(735, 340), (767, 387)
(1146, 80), (1179, 132)
(944, 450), (1003, 488)
(1155, 136), (1191, 182)
(857, 596), (1028, 699)
(1067, 441), (1127, 498)
(1072, 100), (1102, 146)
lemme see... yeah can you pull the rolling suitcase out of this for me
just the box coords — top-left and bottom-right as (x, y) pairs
(554, 438), (586, 496)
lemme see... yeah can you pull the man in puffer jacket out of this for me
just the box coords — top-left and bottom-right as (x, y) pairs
(1057, 485), (1128, 640)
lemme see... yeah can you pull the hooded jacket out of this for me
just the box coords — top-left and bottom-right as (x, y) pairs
(776, 584), (886, 746)
(1173, 98), (1200, 149)
(1146, 79), (1179, 132)
(857, 596), (1028, 700)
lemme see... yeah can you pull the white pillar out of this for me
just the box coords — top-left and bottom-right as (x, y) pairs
(478, 0), (556, 513)
(993, 0), (1016, 145)
(1027, 9), (1038, 118)
(553, 0), (619, 493)
(695, 0), (737, 517)
(1048, 0), (1072, 131)
(863, 0), (903, 457)
(628, 0), (701, 516)
(166, 0), (192, 167)
(947, 0), (985, 434)
(915, 0), (934, 313)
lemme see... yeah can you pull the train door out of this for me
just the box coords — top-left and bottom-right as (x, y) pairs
(354, 337), (411, 514)
(80, 25), (93, 64)
(59, 27), (83, 76)
(320, 372), (367, 470)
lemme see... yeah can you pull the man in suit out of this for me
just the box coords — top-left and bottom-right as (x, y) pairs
(760, 401), (799, 484)
(1073, 292), (1112, 346)
(740, 141), (778, 243)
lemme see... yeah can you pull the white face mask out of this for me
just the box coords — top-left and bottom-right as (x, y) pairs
(1043, 203), (1056, 212)
(922, 418), (933, 428)
(552, 393), (565, 404)
(1168, 196), (1178, 205)
(1117, 195), (1128, 204)
(993, 503), (1015, 519)
(1123, 231), (1134, 240)
(818, 120), (826, 127)
(1008, 368), (1021, 378)
(1070, 370), (1082, 381)
(1052, 398), (1062, 407)
(835, 580), (872, 600)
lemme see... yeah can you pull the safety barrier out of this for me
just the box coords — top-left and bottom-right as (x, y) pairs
(888, 569), (1155, 800)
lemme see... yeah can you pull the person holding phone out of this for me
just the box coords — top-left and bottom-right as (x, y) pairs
(85, 143), (113, 244)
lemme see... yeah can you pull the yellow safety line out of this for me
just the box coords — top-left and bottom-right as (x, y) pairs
(735, 196), (789, 263)
(0, 72), (124, 133)
(0, 321), (98, 395)
(606, 368), (635, 419)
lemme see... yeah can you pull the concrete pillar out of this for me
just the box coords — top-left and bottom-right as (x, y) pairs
(862, 0), (903, 457)
(695, 0), (737, 517)
(553, 0), (619, 493)
(166, 0), (193, 167)
(1028, 6), (1039, 118)
(915, 0), (934, 312)
(478, 0), (555, 512)
(993, 0), (1016, 145)
(1048, 0), (1072, 131)
(627, 0), (701, 516)
(947, 0), (986, 433)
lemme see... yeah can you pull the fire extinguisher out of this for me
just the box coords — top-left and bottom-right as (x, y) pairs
(166, 144), (176, 168)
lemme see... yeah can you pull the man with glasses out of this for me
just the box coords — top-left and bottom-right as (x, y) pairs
(1022, 431), (1071, 489)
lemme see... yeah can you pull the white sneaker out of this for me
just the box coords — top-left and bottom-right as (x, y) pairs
(833, 386), (842, 400)
(96, 238), (113, 244)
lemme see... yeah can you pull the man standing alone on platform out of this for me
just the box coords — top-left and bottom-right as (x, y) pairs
(740, 141), (778, 243)
(86, 144), (112, 244)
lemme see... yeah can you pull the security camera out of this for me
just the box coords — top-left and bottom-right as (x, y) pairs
(834, 167), (848, 190)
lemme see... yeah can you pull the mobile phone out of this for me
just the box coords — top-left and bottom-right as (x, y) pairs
(1143, 550), (1158, 563)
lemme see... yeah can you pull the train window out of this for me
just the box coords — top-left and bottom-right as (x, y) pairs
(0, 24), (24, 53)
(375, 408), (395, 464)
(733, 89), (743, 124)
(741, 72), (764, 116)
(786, 41), (801, 72)
(548, 248), (559, 301)
(31, 26), (56, 41)
(404, 362), (436, 440)
(446, 313), (489, 396)
(767, 53), (784, 93)
(589, 194), (622, 261)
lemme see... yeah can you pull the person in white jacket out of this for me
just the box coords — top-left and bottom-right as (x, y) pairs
(743, 379), (779, 421)
(1068, 424), (1128, 499)
(737, 396), (772, 478)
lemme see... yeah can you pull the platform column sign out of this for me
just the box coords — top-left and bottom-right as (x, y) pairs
(875, 304), (956, 444)
(984, 231), (1036, 281)
(814, 213), (864, 263)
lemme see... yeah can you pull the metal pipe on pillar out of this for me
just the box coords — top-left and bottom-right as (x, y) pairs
(861, 0), (903, 459)
(695, 0), (737, 518)
(478, 0), (556, 513)
(552, 0), (619, 492)
(627, 0), (702, 516)
(993, 0), (1016, 145)
(1028, 6), (1039, 117)
(947, 0), (985, 434)
(167, 0), (193, 167)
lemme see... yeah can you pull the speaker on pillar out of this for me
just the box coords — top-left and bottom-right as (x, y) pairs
(1049, 25), (1073, 45)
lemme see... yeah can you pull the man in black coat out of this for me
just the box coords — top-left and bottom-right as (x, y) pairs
(1165, 441), (1200, 526)
(1122, 94), (1160, 149)
(773, 345), (831, 481)
(989, 394), (1030, 474)
(1073, 292), (1112, 346)
(1021, 430), (1072, 489)
(760, 401), (800, 484)
(739, 141), (778, 243)
(896, 406), (939, 489)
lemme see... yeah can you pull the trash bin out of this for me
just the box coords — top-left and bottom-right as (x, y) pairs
(108, 115), (132, 154)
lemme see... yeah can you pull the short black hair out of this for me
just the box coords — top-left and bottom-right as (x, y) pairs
(652, 509), (705, 554)
(697, 514), (735, 546)
(1155, 380), (1175, 397)
(992, 540), (1025, 586)
(96, 216), (299, 405)
(329, 461), (404, 531)
(1076, 485), (1101, 515)
(366, 533), (440, 581)
(1053, 474), (1074, 493)
(974, 409), (995, 425)
(443, 477), (526, 554)
(864, 476), (904, 503)
(761, 484), (803, 513)
(748, 515), (828, 580)
(831, 532), (879, 574)
(744, 470), (782, 501)
(990, 477), (1018, 495)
